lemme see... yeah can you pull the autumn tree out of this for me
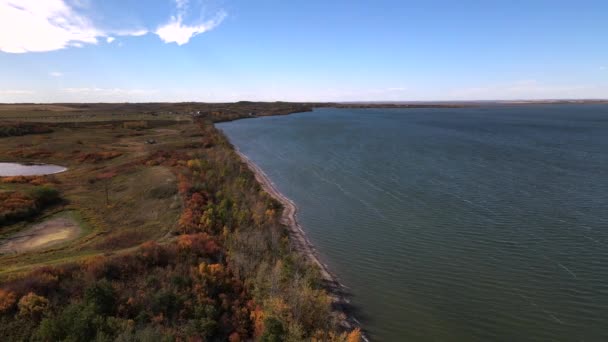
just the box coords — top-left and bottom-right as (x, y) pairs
(17, 292), (49, 319)
(0, 289), (16, 313)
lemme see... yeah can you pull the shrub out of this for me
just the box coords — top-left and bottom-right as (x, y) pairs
(29, 186), (60, 206)
(0, 289), (17, 313)
(17, 292), (49, 319)
(260, 317), (285, 342)
(84, 279), (117, 315)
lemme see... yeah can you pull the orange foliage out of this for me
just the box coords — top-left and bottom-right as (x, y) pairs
(228, 332), (241, 342)
(0, 289), (17, 313)
(96, 171), (118, 180)
(1, 175), (58, 185)
(77, 151), (123, 163)
(178, 193), (208, 233)
(0, 191), (35, 212)
(177, 174), (191, 194)
(7, 149), (53, 159)
(177, 234), (194, 250)
(138, 241), (168, 266)
(208, 263), (223, 275)
(249, 305), (265, 337)
(347, 328), (362, 342)
(0, 191), (36, 224)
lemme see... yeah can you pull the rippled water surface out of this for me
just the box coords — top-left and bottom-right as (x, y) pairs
(218, 105), (608, 341)
(0, 163), (67, 176)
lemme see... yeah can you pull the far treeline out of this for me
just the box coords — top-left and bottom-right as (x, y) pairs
(0, 103), (364, 341)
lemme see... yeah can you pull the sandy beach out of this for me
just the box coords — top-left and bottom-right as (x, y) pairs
(235, 149), (365, 334)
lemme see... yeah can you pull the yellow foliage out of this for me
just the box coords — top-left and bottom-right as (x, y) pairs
(17, 292), (49, 318)
(198, 262), (207, 275)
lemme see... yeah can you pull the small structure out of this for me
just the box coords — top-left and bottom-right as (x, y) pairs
(146, 139), (157, 144)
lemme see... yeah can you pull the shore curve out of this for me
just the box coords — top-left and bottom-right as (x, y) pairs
(234, 149), (366, 337)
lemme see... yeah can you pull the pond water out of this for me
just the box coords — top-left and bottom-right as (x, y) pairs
(0, 162), (67, 176)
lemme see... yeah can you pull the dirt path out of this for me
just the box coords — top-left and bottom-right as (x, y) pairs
(0, 216), (82, 254)
(236, 150), (366, 336)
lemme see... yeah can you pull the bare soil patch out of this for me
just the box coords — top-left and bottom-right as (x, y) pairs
(0, 216), (81, 254)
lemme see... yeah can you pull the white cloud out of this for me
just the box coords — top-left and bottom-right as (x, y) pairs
(0, 0), (102, 53)
(155, 0), (226, 45)
(0, 1), (146, 53)
(0, 0), (222, 53)
(49, 71), (63, 77)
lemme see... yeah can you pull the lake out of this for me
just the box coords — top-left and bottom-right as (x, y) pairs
(0, 163), (67, 177)
(218, 104), (608, 341)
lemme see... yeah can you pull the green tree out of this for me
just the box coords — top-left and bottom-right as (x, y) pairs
(260, 317), (285, 342)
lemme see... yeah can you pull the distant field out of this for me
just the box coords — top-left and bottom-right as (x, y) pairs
(0, 104), (81, 112)
(0, 104), (191, 122)
(0, 102), (319, 122)
(0, 112), (192, 122)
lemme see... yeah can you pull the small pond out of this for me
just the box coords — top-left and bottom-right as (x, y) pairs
(0, 162), (67, 176)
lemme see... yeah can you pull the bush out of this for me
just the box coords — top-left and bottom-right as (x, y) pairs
(17, 292), (49, 319)
(260, 317), (285, 342)
(29, 186), (60, 206)
(84, 279), (116, 315)
(0, 187), (61, 226)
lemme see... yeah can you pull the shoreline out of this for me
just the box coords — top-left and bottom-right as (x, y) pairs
(234, 149), (367, 337)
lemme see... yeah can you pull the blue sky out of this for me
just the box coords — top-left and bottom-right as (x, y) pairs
(0, 0), (606, 102)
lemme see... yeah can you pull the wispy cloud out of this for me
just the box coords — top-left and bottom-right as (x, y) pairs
(0, 0), (216, 54)
(155, 0), (226, 45)
(114, 29), (148, 37)
(63, 87), (157, 95)
(49, 71), (63, 77)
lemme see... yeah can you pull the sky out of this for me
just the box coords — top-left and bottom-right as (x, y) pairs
(0, 0), (607, 103)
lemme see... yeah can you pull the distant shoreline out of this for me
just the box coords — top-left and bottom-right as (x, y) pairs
(234, 148), (367, 338)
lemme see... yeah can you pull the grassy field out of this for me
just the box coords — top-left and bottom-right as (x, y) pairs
(0, 117), (204, 277)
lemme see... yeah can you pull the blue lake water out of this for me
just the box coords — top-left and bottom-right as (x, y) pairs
(218, 105), (608, 341)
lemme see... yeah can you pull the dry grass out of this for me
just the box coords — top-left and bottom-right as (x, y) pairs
(0, 120), (204, 277)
